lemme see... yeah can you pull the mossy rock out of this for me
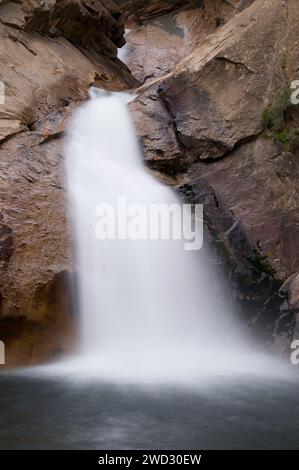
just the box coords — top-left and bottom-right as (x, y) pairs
(262, 87), (299, 151)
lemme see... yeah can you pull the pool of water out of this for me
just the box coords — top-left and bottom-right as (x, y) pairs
(0, 373), (298, 449)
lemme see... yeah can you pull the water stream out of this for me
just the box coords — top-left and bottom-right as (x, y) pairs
(1, 92), (298, 450)
(62, 91), (289, 384)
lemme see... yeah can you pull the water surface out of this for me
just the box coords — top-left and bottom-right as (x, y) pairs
(0, 374), (298, 450)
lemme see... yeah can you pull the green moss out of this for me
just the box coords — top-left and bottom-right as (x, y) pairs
(262, 87), (299, 151)
(274, 131), (289, 144)
(262, 108), (274, 130)
(262, 87), (292, 134)
(273, 128), (299, 150)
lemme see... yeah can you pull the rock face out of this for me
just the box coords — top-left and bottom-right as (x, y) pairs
(115, 0), (200, 20)
(287, 275), (299, 343)
(0, 0), (137, 366)
(21, 0), (125, 57)
(122, 0), (253, 84)
(0, 0), (137, 143)
(130, 0), (299, 350)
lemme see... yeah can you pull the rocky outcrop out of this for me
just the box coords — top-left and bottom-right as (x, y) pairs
(123, 0), (254, 83)
(0, 0), (138, 141)
(130, 0), (299, 350)
(132, 0), (291, 168)
(0, 0), (137, 366)
(21, 0), (125, 58)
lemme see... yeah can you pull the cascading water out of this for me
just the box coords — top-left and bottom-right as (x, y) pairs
(3, 89), (298, 452)
(63, 90), (288, 383)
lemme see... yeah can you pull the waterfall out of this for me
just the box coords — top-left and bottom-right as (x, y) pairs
(63, 91), (286, 383)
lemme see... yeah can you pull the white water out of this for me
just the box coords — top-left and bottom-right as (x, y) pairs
(61, 91), (291, 384)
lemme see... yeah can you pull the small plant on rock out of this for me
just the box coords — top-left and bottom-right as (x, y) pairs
(262, 87), (299, 151)
(262, 87), (292, 134)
